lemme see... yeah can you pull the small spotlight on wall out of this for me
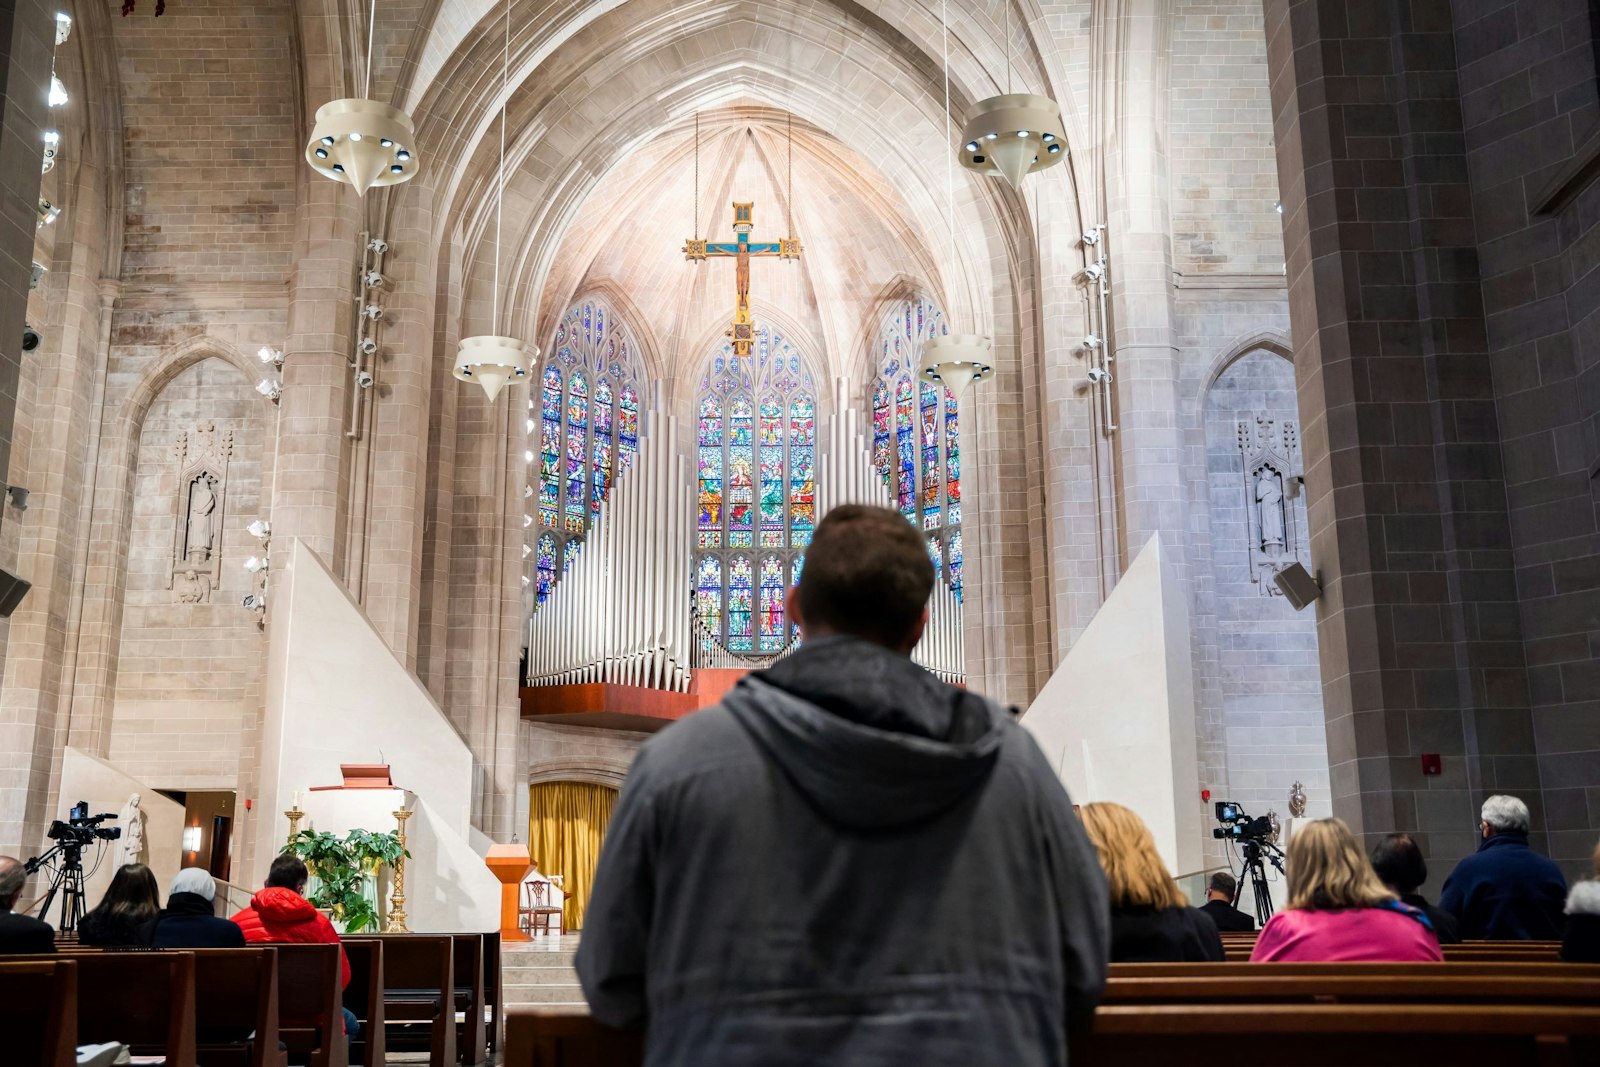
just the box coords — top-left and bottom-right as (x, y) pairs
(1081, 262), (1105, 283)
(367, 236), (389, 255)
(37, 199), (61, 227)
(29, 262), (47, 290)
(361, 304), (384, 321)
(364, 271), (385, 289)
(241, 592), (266, 611)
(1082, 333), (1103, 350)
(243, 556), (269, 575)
(5, 486), (29, 511)
(41, 131), (59, 174)
(247, 519), (271, 540)
(356, 371), (375, 389)
(49, 75), (68, 108)
(358, 337), (378, 355)
(1081, 228), (1102, 247)
(257, 345), (284, 367)
(255, 379), (282, 403)
(1272, 562), (1321, 610)
(55, 12), (73, 45)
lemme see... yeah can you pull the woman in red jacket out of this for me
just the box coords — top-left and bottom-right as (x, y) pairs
(232, 854), (357, 1035)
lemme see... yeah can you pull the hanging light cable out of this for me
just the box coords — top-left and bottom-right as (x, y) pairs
(921, 0), (994, 397)
(455, 0), (531, 401)
(955, 1), (1066, 189)
(305, 0), (420, 195)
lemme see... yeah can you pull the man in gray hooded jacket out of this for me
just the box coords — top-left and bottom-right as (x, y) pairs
(576, 504), (1111, 1067)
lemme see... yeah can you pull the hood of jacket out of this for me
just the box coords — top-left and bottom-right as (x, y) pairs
(161, 891), (215, 918)
(726, 634), (1007, 831)
(251, 886), (318, 924)
(1568, 880), (1600, 916)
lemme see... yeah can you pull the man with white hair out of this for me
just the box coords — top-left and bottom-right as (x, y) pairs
(144, 867), (246, 948)
(0, 855), (55, 953)
(1439, 795), (1566, 940)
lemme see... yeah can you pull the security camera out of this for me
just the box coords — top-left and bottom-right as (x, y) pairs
(367, 237), (389, 255)
(356, 371), (375, 389)
(358, 337), (378, 355)
(23, 326), (41, 352)
(1086, 367), (1111, 384)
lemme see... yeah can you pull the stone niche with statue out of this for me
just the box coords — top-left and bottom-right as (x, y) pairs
(170, 421), (233, 605)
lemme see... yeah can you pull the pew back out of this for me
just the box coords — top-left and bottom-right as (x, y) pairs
(345, 933), (456, 1067)
(191, 947), (285, 1067)
(341, 936), (387, 1067)
(0, 959), (77, 1067)
(71, 950), (198, 1066)
(273, 943), (349, 1067)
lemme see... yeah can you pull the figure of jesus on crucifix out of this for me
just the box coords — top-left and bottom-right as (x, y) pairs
(685, 202), (801, 356)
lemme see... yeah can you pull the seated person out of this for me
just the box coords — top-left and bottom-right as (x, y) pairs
(1251, 818), (1441, 962)
(1369, 832), (1459, 944)
(232, 854), (358, 1038)
(78, 863), (159, 947)
(0, 856), (54, 953)
(1440, 794), (1566, 940)
(1198, 871), (1256, 932)
(1080, 801), (1224, 963)
(143, 867), (246, 948)
(1560, 839), (1600, 963)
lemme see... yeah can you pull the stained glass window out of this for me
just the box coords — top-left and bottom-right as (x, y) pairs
(871, 297), (965, 600)
(527, 300), (645, 605)
(694, 326), (816, 654)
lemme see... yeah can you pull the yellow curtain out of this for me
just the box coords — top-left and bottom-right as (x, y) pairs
(527, 781), (618, 931)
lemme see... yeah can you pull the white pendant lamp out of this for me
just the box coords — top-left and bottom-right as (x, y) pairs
(922, 0), (993, 400)
(921, 334), (994, 398)
(955, 4), (1066, 188)
(455, 0), (530, 402)
(304, 1), (420, 196)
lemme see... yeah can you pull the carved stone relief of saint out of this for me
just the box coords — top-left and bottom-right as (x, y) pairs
(186, 477), (217, 562)
(1255, 469), (1285, 555)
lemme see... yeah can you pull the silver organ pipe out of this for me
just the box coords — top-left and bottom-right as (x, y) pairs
(525, 414), (692, 692)
(818, 377), (964, 685)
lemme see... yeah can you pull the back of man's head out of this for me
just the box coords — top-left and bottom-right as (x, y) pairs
(0, 856), (24, 911)
(265, 854), (308, 892)
(792, 505), (934, 651)
(1481, 794), (1530, 835)
(1207, 870), (1236, 900)
(1370, 832), (1426, 894)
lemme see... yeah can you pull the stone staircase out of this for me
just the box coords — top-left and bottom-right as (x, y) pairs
(502, 934), (585, 1007)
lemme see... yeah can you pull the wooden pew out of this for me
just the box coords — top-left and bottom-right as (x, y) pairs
(1102, 968), (1600, 1007)
(0, 959), (77, 1067)
(451, 933), (488, 1065)
(273, 943), (349, 1067)
(69, 950), (198, 1066)
(190, 948), (287, 1067)
(503, 1002), (1600, 1067)
(482, 931), (503, 1055)
(341, 937), (387, 1067)
(345, 933), (456, 1067)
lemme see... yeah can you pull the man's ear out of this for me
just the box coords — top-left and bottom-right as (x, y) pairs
(786, 585), (805, 636)
(899, 605), (930, 656)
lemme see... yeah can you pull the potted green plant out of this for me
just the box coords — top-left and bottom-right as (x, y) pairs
(285, 827), (408, 932)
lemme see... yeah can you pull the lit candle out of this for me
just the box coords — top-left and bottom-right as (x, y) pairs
(293, 790), (303, 809)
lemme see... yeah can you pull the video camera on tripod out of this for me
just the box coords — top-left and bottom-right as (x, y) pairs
(1210, 800), (1285, 926)
(24, 800), (120, 934)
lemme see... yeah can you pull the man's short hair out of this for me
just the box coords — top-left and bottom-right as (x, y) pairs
(1481, 794), (1530, 834)
(1208, 870), (1237, 898)
(1370, 833), (1427, 893)
(792, 505), (935, 648)
(0, 856), (25, 903)
(265, 854), (308, 890)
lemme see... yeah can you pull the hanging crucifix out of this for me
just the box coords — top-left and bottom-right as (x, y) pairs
(684, 202), (802, 356)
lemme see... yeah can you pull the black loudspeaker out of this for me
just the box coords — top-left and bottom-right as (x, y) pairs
(1273, 562), (1321, 611)
(0, 568), (32, 616)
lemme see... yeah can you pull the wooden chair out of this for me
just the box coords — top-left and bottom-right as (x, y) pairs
(341, 938), (387, 1067)
(273, 943), (349, 1067)
(190, 947), (287, 1067)
(451, 933), (488, 1065)
(482, 931), (504, 1055)
(71, 950), (198, 1067)
(345, 933), (456, 1067)
(522, 880), (564, 936)
(0, 959), (77, 1067)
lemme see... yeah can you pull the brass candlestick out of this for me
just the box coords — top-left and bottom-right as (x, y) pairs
(285, 806), (305, 846)
(386, 807), (411, 932)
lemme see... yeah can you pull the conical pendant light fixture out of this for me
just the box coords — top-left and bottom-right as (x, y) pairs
(305, 0), (419, 195)
(922, 0), (994, 398)
(455, 0), (531, 401)
(955, 3), (1066, 188)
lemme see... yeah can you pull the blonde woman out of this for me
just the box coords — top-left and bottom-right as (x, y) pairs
(1080, 802), (1224, 963)
(1251, 818), (1442, 962)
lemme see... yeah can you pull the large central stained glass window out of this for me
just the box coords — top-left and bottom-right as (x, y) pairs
(871, 297), (965, 599)
(695, 327), (815, 653)
(529, 300), (643, 604)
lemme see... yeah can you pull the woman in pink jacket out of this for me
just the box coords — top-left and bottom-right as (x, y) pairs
(1251, 818), (1442, 962)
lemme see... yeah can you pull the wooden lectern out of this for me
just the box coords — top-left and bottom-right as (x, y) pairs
(485, 844), (534, 943)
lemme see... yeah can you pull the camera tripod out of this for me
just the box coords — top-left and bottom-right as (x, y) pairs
(1232, 837), (1286, 927)
(25, 842), (90, 934)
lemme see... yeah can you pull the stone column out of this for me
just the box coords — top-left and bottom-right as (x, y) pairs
(1263, 0), (1536, 866)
